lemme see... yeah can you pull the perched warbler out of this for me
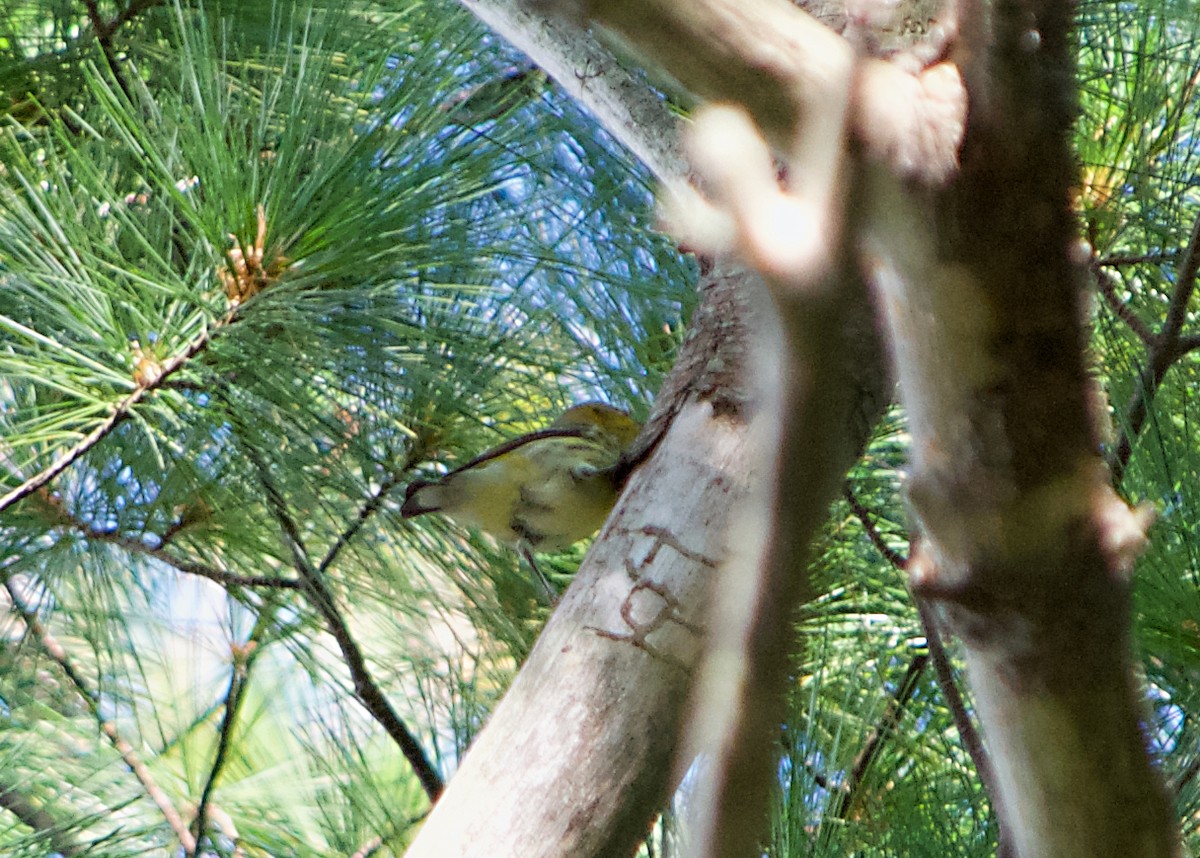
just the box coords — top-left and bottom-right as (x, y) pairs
(400, 402), (641, 579)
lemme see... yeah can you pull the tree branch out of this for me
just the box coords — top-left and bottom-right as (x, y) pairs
(1109, 211), (1200, 485)
(241, 442), (444, 801)
(79, 0), (138, 101)
(3, 577), (198, 853)
(1098, 252), (1178, 268)
(318, 470), (404, 575)
(1094, 263), (1155, 346)
(55, 509), (302, 591)
(0, 783), (85, 857)
(0, 314), (231, 516)
(831, 651), (928, 819)
(844, 487), (1004, 851)
(190, 620), (270, 858)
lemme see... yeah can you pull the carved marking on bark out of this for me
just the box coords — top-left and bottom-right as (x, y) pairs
(638, 524), (721, 568)
(588, 580), (702, 670)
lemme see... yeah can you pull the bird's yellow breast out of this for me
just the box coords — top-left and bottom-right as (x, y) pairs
(405, 435), (621, 551)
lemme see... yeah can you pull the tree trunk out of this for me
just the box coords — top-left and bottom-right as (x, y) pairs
(412, 0), (1182, 855)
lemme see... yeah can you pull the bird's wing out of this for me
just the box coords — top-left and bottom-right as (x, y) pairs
(435, 427), (592, 477)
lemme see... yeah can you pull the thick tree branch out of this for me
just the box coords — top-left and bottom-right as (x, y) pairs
(425, 2), (891, 855)
(869, 0), (1180, 848)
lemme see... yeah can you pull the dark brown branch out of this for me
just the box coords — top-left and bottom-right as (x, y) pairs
(242, 443), (444, 801)
(62, 515), (301, 591)
(191, 637), (261, 858)
(79, 0), (135, 101)
(317, 470), (405, 574)
(1098, 253), (1178, 268)
(1094, 265), (1155, 346)
(914, 600), (997, 795)
(843, 486), (907, 567)
(830, 651), (928, 819)
(1172, 752), (1200, 796)
(844, 490), (1007, 852)
(1172, 334), (1200, 358)
(0, 783), (85, 857)
(3, 577), (198, 853)
(1110, 212), (1200, 485)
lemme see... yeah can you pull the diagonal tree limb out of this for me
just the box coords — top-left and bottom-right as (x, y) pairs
(190, 611), (274, 858)
(55, 509), (302, 591)
(844, 487), (1004, 852)
(239, 440), (444, 801)
(0, 314), (231, 517)
(415, 1), (893, 856)
(2, 577), (198, 853)
(830, 650), (929, 820)
(1093, 263), (1155, 346)
(1109, 211), (1200, 485)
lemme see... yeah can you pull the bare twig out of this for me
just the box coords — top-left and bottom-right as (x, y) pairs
(1094, 264), (1155, 346)
(191, 634), (263, 858)
(3, 578), (198, 853)
(1097, 252), (1178, 268)
(241, 442), (444, 801)
(844, 489), (1006, 853)
(0, 316), (230, 516)
(830, 651), (929, 820)
(1110, 212), (1200, 484)
(317, 470), (404, 574)
(914, 599), (998, 799)
(59, 513), (301, 591)
(1172, 753), (1200, 796)
(843, 486), (907, 567)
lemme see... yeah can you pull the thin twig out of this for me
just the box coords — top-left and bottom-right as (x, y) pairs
(1093, 265), (1155, 346)
(1097, 252), (1178, 268)
(3, 577), (197, 853)
(843, 487), (907, 567)
(58, 513), (302, 591)
(830, 651), (929, 819)
(1110, 212), (1200, 485)
(191, 632), (264, 858)
(317, 470), (404, 574)
(1173, 752), (1200, 795)
(240, 442), (444, 801)
(0, 316), (229, 516)
(844, 489), (1007, 852)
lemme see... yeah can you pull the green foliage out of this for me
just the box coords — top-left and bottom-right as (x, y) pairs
(1, 0), (1199, 854)
(0, 0), (691, 854)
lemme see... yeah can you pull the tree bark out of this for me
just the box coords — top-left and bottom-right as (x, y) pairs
(404, 5), (891, 856)
(419, 0), (1182, 854)
(568, 0), (1180, 855)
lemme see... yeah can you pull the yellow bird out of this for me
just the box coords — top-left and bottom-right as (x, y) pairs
(401, 402), (641, 589)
